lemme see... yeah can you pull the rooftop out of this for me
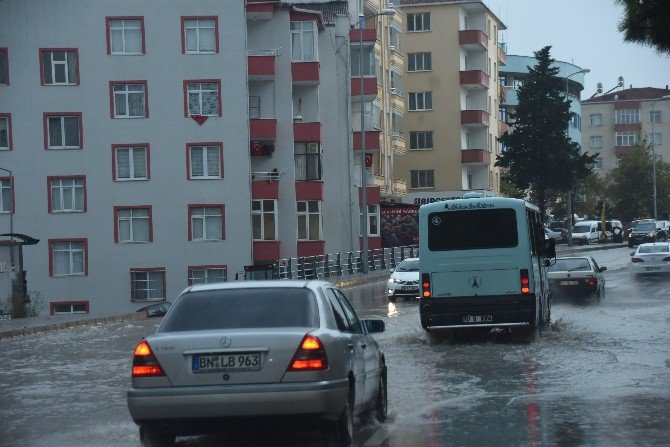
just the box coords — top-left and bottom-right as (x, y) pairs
(583, 87), (670, 104)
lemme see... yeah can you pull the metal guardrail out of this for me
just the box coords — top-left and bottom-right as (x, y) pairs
(274, 245), (419, 280)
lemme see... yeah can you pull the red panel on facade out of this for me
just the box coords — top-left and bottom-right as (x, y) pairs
(353, 131), (381, 151)
(499, 120), (509, 134)
(358, 186), (381, 204)
(351, 77), (377, 97)
(359, 236), (382, 251)
(459, 70), (490, 88)
(297, 240), (325, 257)
(614, 123), (639, 132)
(461, 110), (491, 127)
(291, 62), (320, 83)
(248, 56), (275, 77)
(461, 149), (491, 164)
(246, 4), (273, 13)
(295, 181), (324, 201)
(252, 180), (279, 199)
(614, 101), (641, 110)
(253, 241), (281, 262)
(615, 146), (634, 155)
(459, 30), (488, 48)
(349, 29), (377, 42)
(293, 122), (321, 142)
(498, 46), (507, 66)
(250, 119), (277, 140)
(290, 12), (320, 22)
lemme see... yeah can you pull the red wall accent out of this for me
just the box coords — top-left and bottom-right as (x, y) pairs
(358, 186), (380, 204)
(297, 240), (325, 257)
(250, 119), (277, 140)
(461, 149), (491, 164)
(295, 181), (323, 201)
(351, 77), (377, 97)
(248, 56), (275, 76)
(290, 12), (319, 21)
(461, 110), (491, 127)
(614, 123), (640, 132)
(353, 131), (381, 151)
(253, 241), (281, 261)
(291, 62), (320, 83)
(293, 122), (321, 142)
(252, 180), (279, 199)
(349, 29), (377, 42)
(360, 236), (382, 251)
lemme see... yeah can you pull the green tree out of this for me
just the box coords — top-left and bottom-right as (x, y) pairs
(500, 171), (525, 199)
(608, 139), (670, 222)
(545, 173), (609, 223)
(616, 0), (670, 55)
(496, 46), (597, 221)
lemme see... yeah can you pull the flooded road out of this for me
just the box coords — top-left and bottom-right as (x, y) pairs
(1, 247), (668, 446)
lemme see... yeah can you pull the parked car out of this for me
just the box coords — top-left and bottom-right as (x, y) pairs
(544, 226), (564, 243)
(629, 243), (670, 275)
(628, 220), (669, 247)
(387, 257), (420, 302)
(626, 219), (655, 241)
(549, 226), (568, 244)
(127, 280), (387, 447)
(136, 302), (171, 318)
(547, 256), (606, 302)
(571, 221), (600, 245)
(596, 220), (624, 242)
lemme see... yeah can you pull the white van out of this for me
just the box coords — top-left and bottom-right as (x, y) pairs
(571, 220), (599, 245)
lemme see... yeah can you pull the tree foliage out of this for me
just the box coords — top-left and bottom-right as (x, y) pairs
(496, 46), (597, 221)
(616, 0), (670, 55)
(608, 139), (670, 222)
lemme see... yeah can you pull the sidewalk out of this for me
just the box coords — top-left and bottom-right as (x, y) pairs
(0, 244), (623, 340)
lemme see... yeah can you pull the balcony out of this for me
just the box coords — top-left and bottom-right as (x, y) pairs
(294, 122), (321, 142)
(351, 76), (377, 102)
(297, 241), (325, 258)
(460, 70), (490, 90)
(292, 62), (319, 85)
(459, 30), (488, 51)
(498, 45), (507, 66)
(614, 123), (640, 132)
(392, 133), (407, 155)
(248, 51), (275, 80)
(499, 120), (509, 134)
(249, 118), (277, 141)
(353, 131), (381, 151)
(499, 83), (507, 102)
(296, 181), (324, 200)
(350, 29), (376, 43)
(251, 179), (279, 199)
(461, 149), (491, 165)
(390, 88), (405, 111)
(615, 146), (634, 155)
(246, 0), (274, 20)
(389, 47), (404, 70)
(253, 241), (281, 262)
(461, 110), (491, 127)
(392, 178), (408, 195)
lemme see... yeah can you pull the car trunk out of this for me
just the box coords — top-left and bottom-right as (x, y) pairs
(148, 328), (309, 386)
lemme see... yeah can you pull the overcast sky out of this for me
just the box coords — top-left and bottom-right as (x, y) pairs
(483, 0), (670, 97)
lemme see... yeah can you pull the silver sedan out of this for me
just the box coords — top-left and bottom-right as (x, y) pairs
(127, 280), (387, 446)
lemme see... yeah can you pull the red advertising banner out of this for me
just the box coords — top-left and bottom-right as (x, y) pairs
(380, 203), (419, 248)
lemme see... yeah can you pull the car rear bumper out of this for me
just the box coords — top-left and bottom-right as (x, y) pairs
(127, 379), (349, 422)
(630, 263), (670, 274)
(419, 294), (535, 330)
(549, 283), (597, 298)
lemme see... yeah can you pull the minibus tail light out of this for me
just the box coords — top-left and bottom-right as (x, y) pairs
(520, 269), (530, 294)
(421, 273), (431, 298)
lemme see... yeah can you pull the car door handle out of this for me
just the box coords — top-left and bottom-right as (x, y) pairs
(361, 342), (367, 349)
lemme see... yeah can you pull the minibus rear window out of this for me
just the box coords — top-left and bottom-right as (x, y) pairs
(428, 208), (518, 250)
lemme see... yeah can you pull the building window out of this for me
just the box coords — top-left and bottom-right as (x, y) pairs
(189, 205), (224, 241)
(360, 204), (380, 237)
(110, 81), (148, 118)
(650, 110), (662, 123)
(106, 18), (145, 55)
(410, 170), (434, 189)
(589, 136), (603, 149)
(499, 107), (508, 123)
(408, 52), (431, 72)
(249, 96), (261, 119)
(130, 268), (165, 301)
(350, 46), (375, 76)
(408, 92), (432, 111)
(570, 113), (581, 130)
(407, 12), (430, 32)
(188, 143), (223, 179)
(49, 239), (87, 276)
(48, 177), (86, 213)
(615, 131), (638, 146)
(589, 113), (602, 126)
(252, 199), (277, 241)
(40, 49), (79, 85)
(188, 265), (227, 285)
(0, 178), (12, 213)
(182, 17), (218, 54)
(295, 142), (321, 180)
(113, 144), (149, 181)
(512, 79), (523, 90)
(51, 301), (89, 315)
(0, 113), (11, 150)
(389, 25), (402, 52)
(651, 132), (662, 146)
(290, 21), (317, 62)
(115, 206), (152, 243)
(409, 131), (433, 150)
(184, 80), (221, 116)
(44, 113), (82, 149)
(0, 48), (7, 85)
(615, 108), (640, 124)
(297, 200), (322, 241)
(594, 156), (603, 170)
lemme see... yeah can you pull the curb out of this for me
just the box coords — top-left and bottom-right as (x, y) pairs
(556, 243), (626, 255)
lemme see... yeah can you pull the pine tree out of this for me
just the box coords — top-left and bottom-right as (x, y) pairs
(495, 46), (596, 221)
(616, 0), (670, 55)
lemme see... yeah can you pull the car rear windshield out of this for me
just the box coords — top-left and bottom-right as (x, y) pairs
(638, 245), (669, 254)
(159, 288), (319, 332)
(572, 225), (591, 233)
(428, 208), (518, 251)
(548, 258), (591, 272)
(635, 223), (656, 231)
(396, 259), (419, 271)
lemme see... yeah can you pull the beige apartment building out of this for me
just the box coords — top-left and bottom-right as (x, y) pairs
(581, 87), (670, 174)
(396, 0), (506, 205)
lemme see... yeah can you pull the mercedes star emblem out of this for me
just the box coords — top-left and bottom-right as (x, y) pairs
(220, 336), (231, 347)
(431, 216), (442, 226)
(468, 276), (482, 289)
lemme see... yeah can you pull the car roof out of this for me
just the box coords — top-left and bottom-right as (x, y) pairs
(556, 256), (590, 261)
(399, 257), (419, 262)
(182, 280), (331, 294)
(637, 242), (669, 248)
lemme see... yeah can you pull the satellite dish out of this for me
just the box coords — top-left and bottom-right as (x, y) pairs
(596, 82), (603, 94)
(617, 76), (624, 87)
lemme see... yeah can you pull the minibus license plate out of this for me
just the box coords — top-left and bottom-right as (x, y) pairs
(401, 286), (417, 291)
(645, 267), (661, 272)
(560, 280), (578, 285)
(192, 353), (261, 372)
(463, 315), (492, 323)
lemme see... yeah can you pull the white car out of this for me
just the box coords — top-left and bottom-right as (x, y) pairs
(571, 221), (599, 245)
(387, 258), (420, 302)
(630, 243), (670, 275)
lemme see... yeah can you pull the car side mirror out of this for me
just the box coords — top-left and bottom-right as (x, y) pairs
(388, 269), (395, 274)
(543, 259), (551, 267)
(599, 266), (607, 272)
(544, 238), (556, 259)
(362, 319), (385, 334)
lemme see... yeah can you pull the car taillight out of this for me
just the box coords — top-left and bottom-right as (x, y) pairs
(631, 257), (644, 263)
(421, 273), (431, 298)
(520, 269), (530, 294)
(288, 335), (328, 371)
(587, 278), (597, 287)
(132, 341), (165, 377)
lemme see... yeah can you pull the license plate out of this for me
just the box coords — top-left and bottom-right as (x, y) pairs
(192, 353), (261, 372)
(645, 267), (661, 271)
(560, 281), (578, 285)
(401, 286), (417, 291)
(463, 315), (493, 323)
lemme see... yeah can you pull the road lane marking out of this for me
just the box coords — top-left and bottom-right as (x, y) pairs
(363, 425), (396, 446)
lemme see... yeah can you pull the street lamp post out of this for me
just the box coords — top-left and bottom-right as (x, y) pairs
(564, 68), (590, 246)
(357, 7), (395, 273)
(650, 95), (670, 220)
